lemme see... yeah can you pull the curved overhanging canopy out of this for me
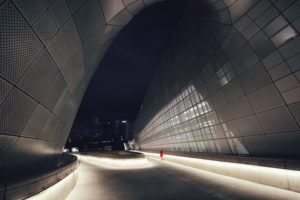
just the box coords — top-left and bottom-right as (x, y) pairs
(1, 0), (300, 173)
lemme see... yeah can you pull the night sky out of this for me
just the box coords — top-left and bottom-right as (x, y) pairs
(75, 0), (185, 123)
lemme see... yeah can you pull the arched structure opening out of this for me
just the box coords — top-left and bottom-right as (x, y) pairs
(0, 0), (300, 188)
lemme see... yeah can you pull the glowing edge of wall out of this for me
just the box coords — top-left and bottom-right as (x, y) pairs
(26, 168), (78, 200)
(136, 151), (300, 193)
(76, 154), (153, 169)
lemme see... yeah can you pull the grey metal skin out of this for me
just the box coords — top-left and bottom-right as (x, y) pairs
(134, 0), (300, 158)
(0, 0), (161, 172)
(1, 0), (300, 175)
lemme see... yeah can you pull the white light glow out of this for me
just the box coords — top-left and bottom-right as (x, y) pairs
(135, 151), (300, 194)
(272, 25), (297, 47)
(26, 169), (78, 200)
(147, 156), (300, 200)
(71, 147), (79, 153)
(76, 154), (153, 169)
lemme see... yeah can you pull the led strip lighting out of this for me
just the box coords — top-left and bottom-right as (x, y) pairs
(76, 154), (153, 169)
(136, 151), (300, 194)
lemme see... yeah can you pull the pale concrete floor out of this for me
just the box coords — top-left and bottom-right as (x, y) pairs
(66, 156), (300, 200)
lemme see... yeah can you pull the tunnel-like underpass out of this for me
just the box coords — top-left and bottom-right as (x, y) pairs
(65, 152), (300, 200)
(1, 0), (300, 199)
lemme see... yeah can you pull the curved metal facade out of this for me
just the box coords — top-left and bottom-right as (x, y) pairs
(1, 0), (300, 172)
(135, 0), (300, 158)
(0, 0), (160, 171)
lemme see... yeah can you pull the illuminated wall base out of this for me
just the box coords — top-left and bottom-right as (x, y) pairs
(138, 151), (300, 193)
(76, 154), (153, 169)
(26, 169), (78, 200)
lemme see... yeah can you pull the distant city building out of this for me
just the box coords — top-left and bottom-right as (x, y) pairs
(65, 118), (134, 151)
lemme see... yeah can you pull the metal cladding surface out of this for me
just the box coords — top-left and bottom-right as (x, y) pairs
(0, 0), (159, 171)
(1, 0), (300, 173)
(135, 0), (300, 158)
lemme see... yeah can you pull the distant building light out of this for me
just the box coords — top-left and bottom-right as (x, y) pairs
(71, 147), (79, 152)
(121, 120), (127, 124)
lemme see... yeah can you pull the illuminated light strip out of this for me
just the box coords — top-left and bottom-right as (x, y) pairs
(146, 153), (300, 199)
(135, 151), (300, 193)
(76, 154), (154, 169)
(26, 169), (78, 200)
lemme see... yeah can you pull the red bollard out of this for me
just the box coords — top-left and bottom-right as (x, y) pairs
(160, 150), (164, 160)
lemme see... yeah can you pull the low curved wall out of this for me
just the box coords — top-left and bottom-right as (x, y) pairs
(76, 151), (150, 169)
(139, 150), (300, 193)
(78, 151), (145, 159)
(0, 154), (78, 200)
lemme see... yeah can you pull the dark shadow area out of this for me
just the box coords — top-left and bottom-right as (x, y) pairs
(75, 0), (186, 123)
(67, 0), (186, 151)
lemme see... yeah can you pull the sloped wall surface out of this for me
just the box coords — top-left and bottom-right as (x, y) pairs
(0, 0), (162, 171)
(1, 0), (300, 173)
(135, 0), (300, 158)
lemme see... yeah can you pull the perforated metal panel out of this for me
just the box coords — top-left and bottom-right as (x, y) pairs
(123, 0), (137, 6)
(59, 49), (85, 93)
(73, 0), (106, 42)
(71, 76), (89, 109)
(41, 0), (55, 8)
(47, 18), (82, 70)
(0, 135), (18, 170)
(0, 78), (12, 105)
(108, 9), (133, 25)
(126, 0), (145, 15)
(0, 1), (43, 83)
(66, 0), (88, 14)
(0, 88), (37, 136)
(99, 0), (125, 22)
(48, 0), (71, 29)
(21, 104), (52, 138)
(12, 0), (46, 25)
(53, 88), (72, 121)
(38, 113), (63, 141)
(33, 11), (58, 44)
(289, 102), (300, 126)
(11, 137), (61, 169)
(17, 49), (60, 103)
(39, 72), (67, 110)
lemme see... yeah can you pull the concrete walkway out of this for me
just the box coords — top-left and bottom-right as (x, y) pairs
(66, 155), (300, 200)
